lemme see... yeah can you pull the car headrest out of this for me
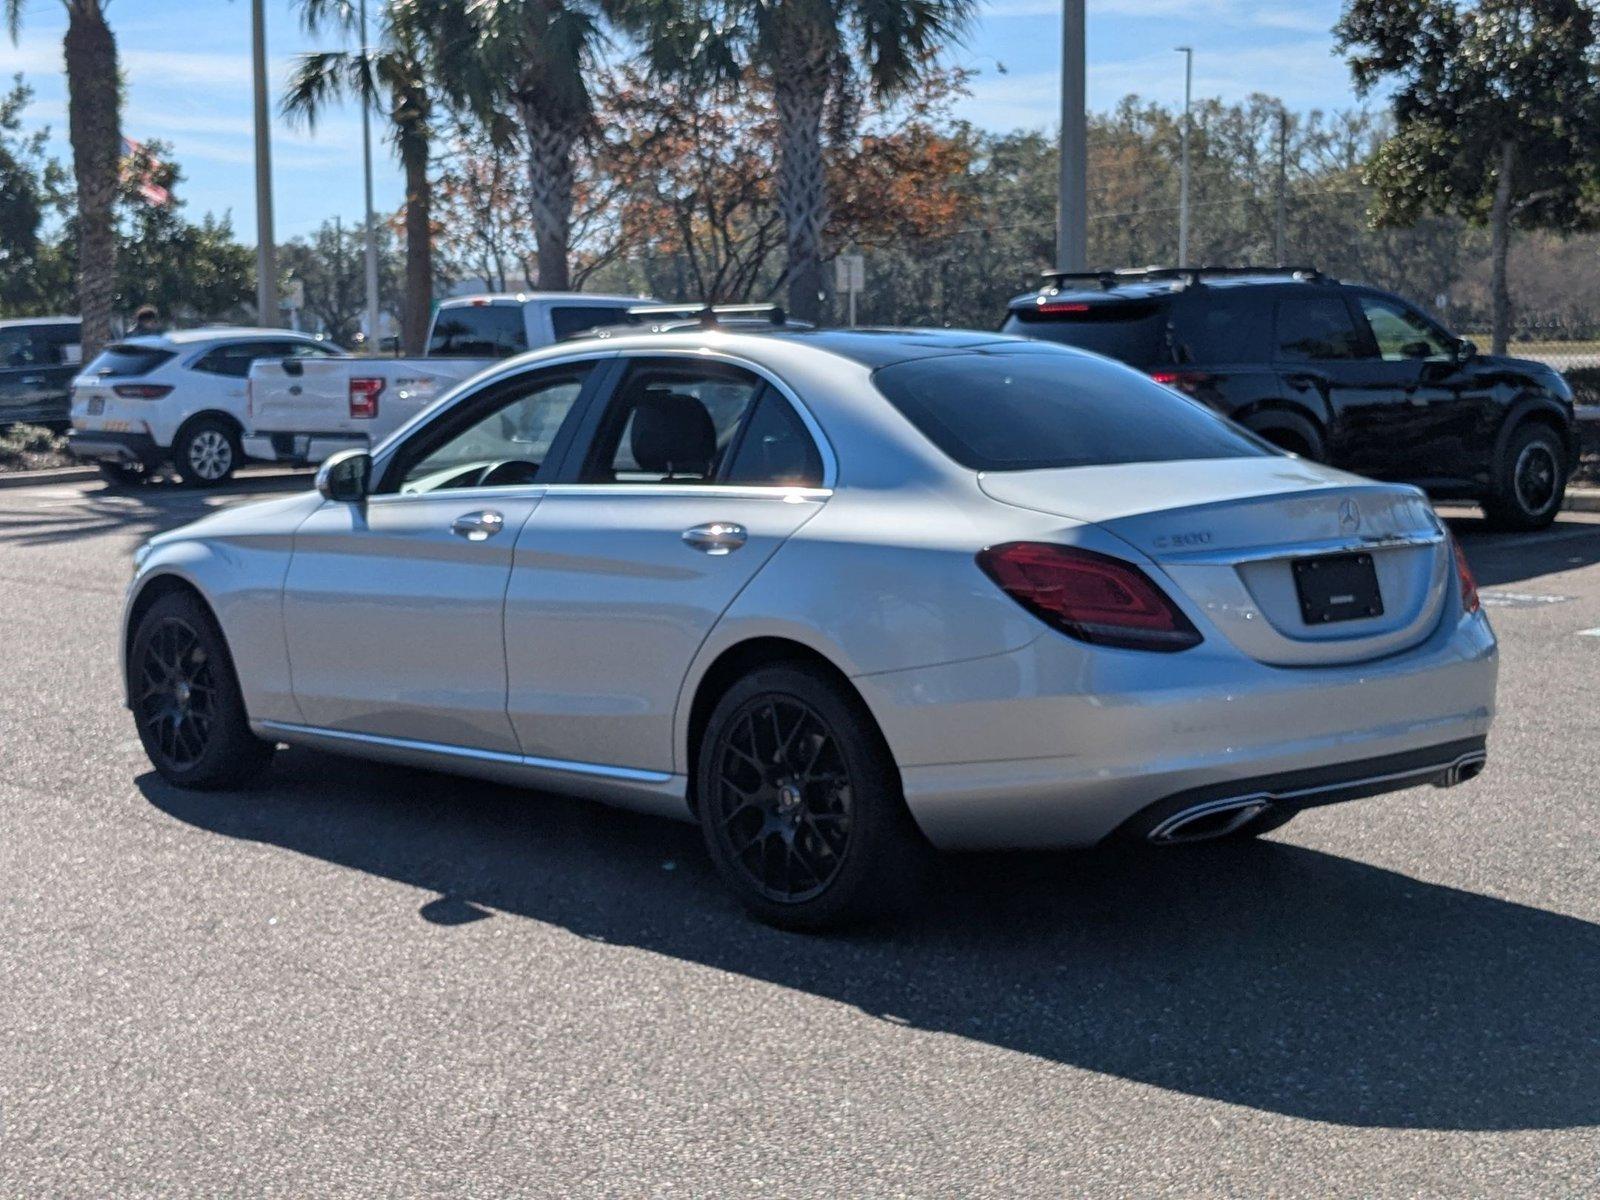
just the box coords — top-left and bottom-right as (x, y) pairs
(630, 390), (715, 476)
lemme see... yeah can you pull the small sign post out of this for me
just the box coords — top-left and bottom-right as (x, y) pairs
(836, 254), (865, 327)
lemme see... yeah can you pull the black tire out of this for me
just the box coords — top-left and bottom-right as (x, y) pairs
(1483, 423), (1566, 531)
(129, 589), (275, 790)
(98, 460), (148, 487)
(695, 662), (928, 931)
(173, 416), (240, 488)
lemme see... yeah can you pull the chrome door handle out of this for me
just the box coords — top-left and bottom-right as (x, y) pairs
(451, 510), (505, 541)
(19, 375), (43, 385)
(682, 522), (748, 555)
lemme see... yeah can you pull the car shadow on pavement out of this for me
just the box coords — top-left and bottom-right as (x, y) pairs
(0, 472), (311, 549)
(1448, 514), (1600, 588)
(138, 746), (1600, 1134)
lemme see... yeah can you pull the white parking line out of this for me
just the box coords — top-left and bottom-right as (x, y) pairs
(1577, 628), (1600, 638)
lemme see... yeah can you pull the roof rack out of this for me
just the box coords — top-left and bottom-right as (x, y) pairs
(1040, 264), (1327, 290)
(626, 302), (788, 329)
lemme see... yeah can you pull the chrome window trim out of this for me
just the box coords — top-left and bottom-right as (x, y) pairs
(1157, 530), (1444, 566)
(257, 720), (675, 784)
(369, 343), (839, 492)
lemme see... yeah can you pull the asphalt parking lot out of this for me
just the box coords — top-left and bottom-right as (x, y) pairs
(0, 474), (1597, 1197)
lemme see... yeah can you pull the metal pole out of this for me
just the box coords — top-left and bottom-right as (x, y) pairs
(1057, 0), (1087, 272)
(252, 0), (278, 326)
(1176, 46), (1192, 268)
(1275, 107), (1288, 265)
(360, 0), (381, 350)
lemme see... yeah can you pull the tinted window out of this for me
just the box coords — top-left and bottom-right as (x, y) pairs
(581, 362), (765, 485)
(193, 341), (312, 378)
(83, 343), (176, 378)
(873, 350), (1271, 472)
(395, 367), (590, 493)
(723, 394), (824, 486)
(1170, 292), (1273, 363)
(1003, 300), (1169, 367)
(1274, 295), (1366, 361)
(428, 305), (528, 357)
(0, 329), (60, 368)
(550, 305), (634, 341)
(1356, 294), (1454, 362)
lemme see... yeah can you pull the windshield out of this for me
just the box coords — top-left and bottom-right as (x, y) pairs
(873, 348), (1272, 472)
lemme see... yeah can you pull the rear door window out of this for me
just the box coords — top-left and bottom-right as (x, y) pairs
(428, 305), (528, 357)
(873, 348), (1271, 472)
(1170, 291), (1273, 364)
(1002, 299), (1169, 367)
(83, 343), (176, 378)
(1274, 294), (1368, 361)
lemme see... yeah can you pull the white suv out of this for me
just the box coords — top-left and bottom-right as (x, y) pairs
(68, 328), (342, 486)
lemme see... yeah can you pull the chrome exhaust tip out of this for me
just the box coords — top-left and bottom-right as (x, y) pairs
(1434, 751), (1487, 788)
(1147, 795), (1273, 845)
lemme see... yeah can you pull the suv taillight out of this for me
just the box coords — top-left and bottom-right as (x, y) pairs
(976, 542), (1202, 652)
(349, 377), (383, 419)
(1451, 535), (1480, 614)
(113, 384), (173, 399)
(1150, 370), (1208, 397)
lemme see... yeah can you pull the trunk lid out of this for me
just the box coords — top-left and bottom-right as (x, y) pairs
(980, 458), (1451, 666)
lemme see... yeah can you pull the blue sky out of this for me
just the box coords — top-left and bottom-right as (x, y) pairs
(3, 0), (1362, 242)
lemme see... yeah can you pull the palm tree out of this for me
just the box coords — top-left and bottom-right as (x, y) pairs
(429, 0), (608, 292)
(285, 0), (438, 353)
(624, 0), (975, 322)
(5, 0), (120, 357)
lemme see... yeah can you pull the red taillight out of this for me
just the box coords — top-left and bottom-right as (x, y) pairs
(1035, 300), (1091, 314)
(976, 542), (1202, 652)
(112, 384), (172, 400)
(1150, 370), (1207, 396)
(349, 377), (383, 419)
(1452, 536), (1480, 614)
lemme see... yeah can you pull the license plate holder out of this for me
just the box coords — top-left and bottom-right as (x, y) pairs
(1293, 551), (1383, 624)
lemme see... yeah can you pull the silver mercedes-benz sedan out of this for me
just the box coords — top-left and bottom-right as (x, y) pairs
(124, 327), (1496, 928)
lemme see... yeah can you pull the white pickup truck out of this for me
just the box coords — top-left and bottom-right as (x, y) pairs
(243, 291), (649, 465)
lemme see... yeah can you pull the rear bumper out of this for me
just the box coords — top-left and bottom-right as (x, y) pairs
(242, 432), (367, 466)
(66, 429), (160, 466)
(857, 608), (1497, 850)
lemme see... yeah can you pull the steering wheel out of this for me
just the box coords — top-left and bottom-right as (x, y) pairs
(476, 459), (541, 488)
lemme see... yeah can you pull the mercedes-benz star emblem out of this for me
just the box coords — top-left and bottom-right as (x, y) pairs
(1339, 498), (1362, 534)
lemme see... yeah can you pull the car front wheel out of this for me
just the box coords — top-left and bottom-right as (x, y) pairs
(1484, 423), (1567, 531)
(174, 418), (240, 487)
(130, 589), (275, 789)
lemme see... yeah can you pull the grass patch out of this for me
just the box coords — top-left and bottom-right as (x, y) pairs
(0, 423), (74, 473)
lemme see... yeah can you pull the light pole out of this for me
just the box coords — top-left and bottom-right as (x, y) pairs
(1057, 0), (1087, 272)
(251, 0), (278, 326)
(360, 0), (381, 350)
(1175, 45), (1192, 268)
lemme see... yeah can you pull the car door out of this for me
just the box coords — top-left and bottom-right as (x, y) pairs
(1350, 290), (1480, 484)
(503, 355), (831, 775)
(1272, 289), (1412, 477)
(281, 360), (602, 752)
(0, 325), (68, 424)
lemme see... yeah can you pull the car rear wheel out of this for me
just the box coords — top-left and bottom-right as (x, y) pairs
(175, 417), (240, 487)
(1484, 423), (1566, 531)
(98, 460), (148, 488)
(130, 590), (275, 789)
(696, 663), (927, 930)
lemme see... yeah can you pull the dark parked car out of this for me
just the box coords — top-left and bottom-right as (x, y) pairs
(1003, 267), (1578, 530)
(0, 316), (81, 428)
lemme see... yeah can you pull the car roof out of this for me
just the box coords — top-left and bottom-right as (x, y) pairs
(0, 315), (79, 329)
(439, 292), (651, 309)
(115, 328), (326, 349)
(1007, 272), (1331, 309)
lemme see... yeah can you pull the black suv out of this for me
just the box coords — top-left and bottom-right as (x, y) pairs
(1003, 266), (1578, 530)
(0, 316), (81, 428)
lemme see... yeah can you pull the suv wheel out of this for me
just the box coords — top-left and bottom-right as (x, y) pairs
(129, 589), (276, 789)
(175, 417), (239, 488)
(695, 663), (928, 930)
(1484, 423), (1566, 531)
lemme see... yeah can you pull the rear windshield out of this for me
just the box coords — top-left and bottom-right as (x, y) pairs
(873, 349), (1272, 472)
(550, 305), (636, 341)
(428, 304), (528, 358)
(83, 344), (175, 378)
(1002, 299), (1169, 367)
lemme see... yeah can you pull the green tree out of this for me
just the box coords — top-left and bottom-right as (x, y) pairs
(279, 216), (403, 344)
(1337, 0), (1600, 353)
(624, 0), (975, 323)
(284, 0), (439, 353)
(4, 0), (122, 356)
(0, 75), (70, 314)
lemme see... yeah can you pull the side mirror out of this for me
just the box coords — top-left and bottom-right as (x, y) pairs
(316, 449), (371, 503)
(1456, 337), (1478, 363)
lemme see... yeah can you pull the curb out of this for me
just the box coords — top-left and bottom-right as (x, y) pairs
(1564, 488), (1600, 513)
(0, 466), (98, 490)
